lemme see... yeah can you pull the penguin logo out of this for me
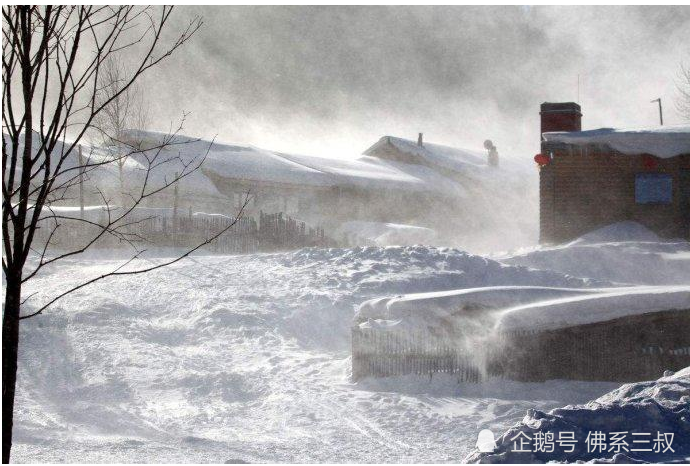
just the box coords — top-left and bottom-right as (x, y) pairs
(476, 429), (497, 453)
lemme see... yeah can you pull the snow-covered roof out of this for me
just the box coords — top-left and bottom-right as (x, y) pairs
(497, 285), (690, 331)
(542, 125), (690, 158)
(365, 136), (488, 172)
(127, 130), (469, 198)
(278, 151), (466, 196)
(355, 284), (690, 332)
(363, 135), (532, 187)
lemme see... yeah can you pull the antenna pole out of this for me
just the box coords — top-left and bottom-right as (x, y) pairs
(577, 74), (580, 103)
(651, 98), (663, 125)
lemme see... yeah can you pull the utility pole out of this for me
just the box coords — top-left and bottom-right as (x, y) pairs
(651, 98), (663, 125)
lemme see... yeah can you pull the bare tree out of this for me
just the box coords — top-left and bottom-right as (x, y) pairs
(676, 63), (690, 122)
(1, 6), (244, 462)
(93, 54), (150, 207)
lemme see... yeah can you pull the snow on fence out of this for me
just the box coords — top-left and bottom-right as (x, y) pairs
(351, 308), (690, 383)
(30, 208), (335, 254)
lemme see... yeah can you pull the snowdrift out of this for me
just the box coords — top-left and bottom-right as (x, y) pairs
(337, 221), (438, 246)
(502, 222), (690, 285)
(465, 367), (690, 463)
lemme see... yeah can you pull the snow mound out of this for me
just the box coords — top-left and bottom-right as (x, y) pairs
(502, 223), (690, 286)
(569, 221), (661, 245)
(282, 246), (601, 298)
(543, 125), (690, 158)
(337, 221), (438, 246)
(465, 368), (690, 463)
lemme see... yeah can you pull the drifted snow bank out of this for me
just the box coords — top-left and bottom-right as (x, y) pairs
(567, 221), (661, 244)
(542, 125), (690, 158)
(465, 368), (690, 463)
(337, 221), (438, 246)
(502, 222), (690, 285)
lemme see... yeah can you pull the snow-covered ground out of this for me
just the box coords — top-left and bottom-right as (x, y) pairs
(11, 222), (690, 463)
(14, 246), (612, 463)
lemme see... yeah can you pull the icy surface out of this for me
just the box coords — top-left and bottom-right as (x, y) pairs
(542, 125), (690, 158)
(465, 368), (690, 463)
(14, 246), (607, 463)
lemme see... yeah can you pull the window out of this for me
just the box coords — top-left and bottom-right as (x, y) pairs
(635, 174), (673, 204)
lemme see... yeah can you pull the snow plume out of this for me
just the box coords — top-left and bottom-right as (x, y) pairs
(141, 6), (690, 159)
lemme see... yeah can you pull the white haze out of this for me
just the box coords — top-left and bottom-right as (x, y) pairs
(136, 6), (690, 161)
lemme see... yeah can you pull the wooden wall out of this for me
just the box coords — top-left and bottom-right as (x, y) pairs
(539, 149), (690, 244)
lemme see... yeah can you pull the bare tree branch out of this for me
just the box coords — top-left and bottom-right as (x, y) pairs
(2, 6), (205, 462)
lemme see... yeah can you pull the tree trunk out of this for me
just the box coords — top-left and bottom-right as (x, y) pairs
(2, 274), (21, 464)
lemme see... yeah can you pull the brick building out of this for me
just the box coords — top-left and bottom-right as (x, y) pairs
(537, 102), (690, 243)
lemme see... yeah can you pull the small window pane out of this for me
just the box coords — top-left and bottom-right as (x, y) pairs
(635, 174), (672, 204)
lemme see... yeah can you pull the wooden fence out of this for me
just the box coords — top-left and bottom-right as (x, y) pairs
(351, 327), (483, 381)
(30, 209), (335, 255)
(351, 308), (690, 383)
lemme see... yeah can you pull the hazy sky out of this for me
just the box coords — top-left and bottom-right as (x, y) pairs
(137, 6), (690, 161)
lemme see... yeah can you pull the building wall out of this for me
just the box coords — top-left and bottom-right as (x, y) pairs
(539, 148), (690, 243)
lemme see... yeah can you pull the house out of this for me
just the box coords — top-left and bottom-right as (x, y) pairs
(198, 132), (532, 246)
(537, 102), (690, 244)
(20, 128), (530, 248)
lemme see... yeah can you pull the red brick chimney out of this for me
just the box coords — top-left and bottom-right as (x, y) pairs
(540, 102), (582, 135)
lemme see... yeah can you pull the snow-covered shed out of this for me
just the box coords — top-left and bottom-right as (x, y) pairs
(537, 102), (690, 243)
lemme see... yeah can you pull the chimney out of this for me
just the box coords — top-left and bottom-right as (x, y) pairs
(417, 132), (423, 147)
(540, 102), (582, 135)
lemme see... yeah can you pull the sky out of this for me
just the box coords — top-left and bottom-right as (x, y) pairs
(136, 6), (690, 162)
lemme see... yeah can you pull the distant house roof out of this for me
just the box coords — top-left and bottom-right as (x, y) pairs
(363, 136), (488, 173)
(542, 125), (690, 159)
(124, 130), (468, 198)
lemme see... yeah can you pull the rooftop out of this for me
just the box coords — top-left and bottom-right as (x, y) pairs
(542, 125), (690, 158)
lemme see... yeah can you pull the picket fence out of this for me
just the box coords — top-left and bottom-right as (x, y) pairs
(351, 308), (690, 383)
(33, 209), (335, 254)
